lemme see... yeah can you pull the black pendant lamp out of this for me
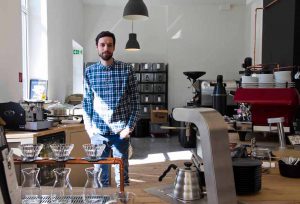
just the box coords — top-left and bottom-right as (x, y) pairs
(125, 21), (140, 51)
(123, 0), (149, 21)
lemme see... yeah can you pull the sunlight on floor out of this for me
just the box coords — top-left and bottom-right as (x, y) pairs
(129, 150), (192, 165)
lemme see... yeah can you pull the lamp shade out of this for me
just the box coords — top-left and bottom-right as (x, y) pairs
(123, 0), (149, 21)
(125, 33), (140, 51)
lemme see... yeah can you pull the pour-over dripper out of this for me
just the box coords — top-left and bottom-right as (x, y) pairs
(19, 144), (43, 162)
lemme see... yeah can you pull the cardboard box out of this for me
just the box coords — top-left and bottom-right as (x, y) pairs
(151, 109), (168, 123)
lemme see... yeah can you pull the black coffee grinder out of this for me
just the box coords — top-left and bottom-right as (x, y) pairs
(183, 71), (206, 107)
(212, 75), (227, 115)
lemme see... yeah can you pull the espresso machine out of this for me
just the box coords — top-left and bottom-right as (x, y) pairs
(21, 100), (52, 130)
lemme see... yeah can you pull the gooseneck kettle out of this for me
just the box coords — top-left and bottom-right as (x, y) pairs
(158, 162), (202, 201)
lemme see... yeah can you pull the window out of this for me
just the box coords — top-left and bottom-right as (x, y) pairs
(21, 0), (29, 99)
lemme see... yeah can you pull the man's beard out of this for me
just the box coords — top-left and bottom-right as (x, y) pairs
(99, 51), (113, 61)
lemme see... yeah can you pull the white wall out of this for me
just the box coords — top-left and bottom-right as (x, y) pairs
(83, 3), (247, 109)
(167, 4), (246, 108)
(0, 0), (23, 102)
(83, 5), (168, 63)
(47, 0), (83, 102)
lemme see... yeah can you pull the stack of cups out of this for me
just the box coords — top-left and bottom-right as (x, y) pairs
(257, 74), (274, 88)
(241, 76), (258, 88)
(274, 71), (292, 88)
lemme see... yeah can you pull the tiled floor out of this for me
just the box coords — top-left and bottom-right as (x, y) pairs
(129, 130), (292, 169)
(129, 135), (193, 165)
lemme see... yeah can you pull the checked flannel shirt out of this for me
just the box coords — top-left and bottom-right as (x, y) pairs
(82, 60), (140, 137)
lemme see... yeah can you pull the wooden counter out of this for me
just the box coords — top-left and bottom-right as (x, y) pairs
(6, 124), (85, 144)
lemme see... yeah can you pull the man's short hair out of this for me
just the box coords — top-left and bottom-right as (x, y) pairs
(95, 31), (116, 46)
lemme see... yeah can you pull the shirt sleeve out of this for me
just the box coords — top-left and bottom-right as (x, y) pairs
(126, 67), (140, 130)
(82, 69), (94, 136)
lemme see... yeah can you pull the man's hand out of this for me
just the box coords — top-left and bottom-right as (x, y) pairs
(119, 127), (131, 139)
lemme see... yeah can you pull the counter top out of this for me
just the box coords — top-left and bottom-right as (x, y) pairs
(6, 124), (85, 139)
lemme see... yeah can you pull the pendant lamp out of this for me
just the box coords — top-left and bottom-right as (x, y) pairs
(125, 21), (140, 51)
(123, 0), (149, 21)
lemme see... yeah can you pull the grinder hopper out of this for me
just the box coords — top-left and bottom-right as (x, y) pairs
(183, 71), (206, 106)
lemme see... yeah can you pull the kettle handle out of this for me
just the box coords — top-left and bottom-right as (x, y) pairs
(158, 164), (177, 182)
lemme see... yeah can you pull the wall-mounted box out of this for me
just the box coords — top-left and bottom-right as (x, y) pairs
(141, 73), (154, 82)
(154, 73), (166, 82)
(140, 63), (152, 72)
(140, 105), (151, 118)
(153, 84), (166, 93)
(153, 94), (165, 103)
(140, 94), (154, 103)
(152, 63), (166, 72)
(140, 84), (154, 93)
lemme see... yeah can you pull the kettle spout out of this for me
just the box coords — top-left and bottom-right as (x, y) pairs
(158, 164), (177, 182)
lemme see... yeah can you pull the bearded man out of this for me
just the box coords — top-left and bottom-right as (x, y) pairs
(82, 31), (140, 187)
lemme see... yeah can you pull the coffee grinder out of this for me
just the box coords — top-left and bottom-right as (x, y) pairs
(179, 72), (206, 148)
(183, 71), (206, 107)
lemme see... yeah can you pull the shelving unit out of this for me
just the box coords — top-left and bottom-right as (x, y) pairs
(130, 63), (168, 137)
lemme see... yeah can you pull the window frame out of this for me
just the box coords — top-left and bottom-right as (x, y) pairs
(21, 0), (29, 99)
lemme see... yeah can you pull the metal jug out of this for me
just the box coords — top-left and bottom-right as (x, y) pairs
(158, 162), (202, 201)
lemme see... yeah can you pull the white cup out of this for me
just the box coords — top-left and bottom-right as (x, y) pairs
(241, 76), (258, 83)
(241, 76), (258, 88)
(257, 74), (274, 88)
(274, 71), (291, 83)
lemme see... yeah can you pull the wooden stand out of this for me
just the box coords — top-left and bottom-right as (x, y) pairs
(14, 157), (125, 192)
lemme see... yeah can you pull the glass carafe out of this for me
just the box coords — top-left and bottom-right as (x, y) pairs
(21, 167), (41, 204)
(51, 168), (72, 204)
(83, 167), (103, 203)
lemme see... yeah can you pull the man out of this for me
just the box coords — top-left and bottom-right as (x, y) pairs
(82, 31), (139, 187)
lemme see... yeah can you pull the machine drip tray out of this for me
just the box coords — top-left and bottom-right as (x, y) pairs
(144, 185), (207, 204)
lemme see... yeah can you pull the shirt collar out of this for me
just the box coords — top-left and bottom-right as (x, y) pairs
(98, 58), (115, 70)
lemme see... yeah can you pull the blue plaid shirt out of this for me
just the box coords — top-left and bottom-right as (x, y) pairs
(82, 60), (140, 136)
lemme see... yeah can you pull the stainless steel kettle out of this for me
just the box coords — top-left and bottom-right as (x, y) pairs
(158, 162), (202, 201)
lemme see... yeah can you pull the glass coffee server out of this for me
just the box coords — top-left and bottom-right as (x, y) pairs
(21, 167), (42, 204)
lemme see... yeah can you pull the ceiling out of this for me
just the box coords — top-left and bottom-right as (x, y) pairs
(82, 0), (247, 6)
